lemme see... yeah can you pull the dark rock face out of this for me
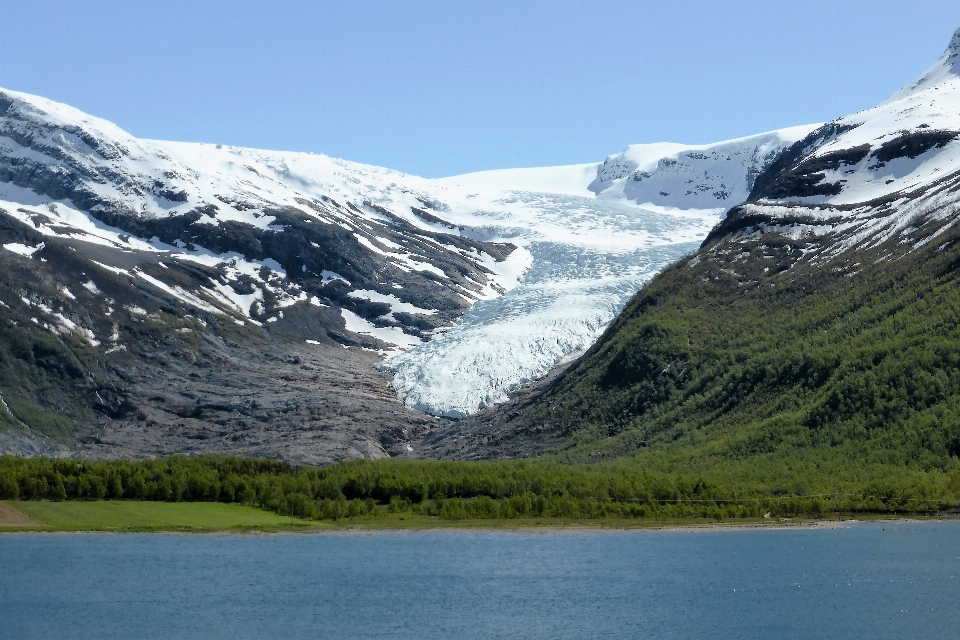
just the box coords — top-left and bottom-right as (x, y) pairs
(0, 210), (436, 463)
(748, 122), (861, 201)
(870, 130), (959, 164)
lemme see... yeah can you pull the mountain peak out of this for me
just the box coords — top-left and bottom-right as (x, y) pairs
(948, 25), (960, 60)
(883, 25), (960, 103)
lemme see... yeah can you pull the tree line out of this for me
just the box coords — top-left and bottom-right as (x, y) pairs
(2, 455), (958, 521)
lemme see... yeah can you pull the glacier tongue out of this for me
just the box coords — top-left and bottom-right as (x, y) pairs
(378, 193), (710, 418)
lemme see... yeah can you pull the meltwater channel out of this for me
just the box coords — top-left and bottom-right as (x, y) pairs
(2, 520), (958, 639)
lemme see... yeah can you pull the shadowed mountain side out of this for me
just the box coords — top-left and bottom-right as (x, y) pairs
(0, 317), (437, 466)
(71, 338), (437, 466)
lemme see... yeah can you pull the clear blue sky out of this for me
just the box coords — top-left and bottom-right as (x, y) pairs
(2, 0), (959, 177)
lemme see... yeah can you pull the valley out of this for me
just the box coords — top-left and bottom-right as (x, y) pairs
(7, 7), (960, 640)
(3, 26), (960, 514)
(426, 27), (960, 469)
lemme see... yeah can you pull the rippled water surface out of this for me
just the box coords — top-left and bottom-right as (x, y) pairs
(2, 521), (958, 639)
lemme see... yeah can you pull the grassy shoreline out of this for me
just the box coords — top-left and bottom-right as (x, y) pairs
(1, 500), (953, 534)
(1, 500), (324, 533)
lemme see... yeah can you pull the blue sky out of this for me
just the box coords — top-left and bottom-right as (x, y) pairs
(2, 0), (959, 177)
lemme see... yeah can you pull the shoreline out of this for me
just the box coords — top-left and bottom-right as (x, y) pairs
(2, 515), (954, 536)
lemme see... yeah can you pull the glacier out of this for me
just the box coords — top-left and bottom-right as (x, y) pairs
(378, 194), (709, 418)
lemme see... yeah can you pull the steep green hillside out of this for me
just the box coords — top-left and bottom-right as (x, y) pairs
(0, 307), (103, 438)
(507, 218), (960, 478)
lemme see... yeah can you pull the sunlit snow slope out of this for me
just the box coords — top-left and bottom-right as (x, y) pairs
(712, 26), (960, 262)
(0, 87), (815, 419)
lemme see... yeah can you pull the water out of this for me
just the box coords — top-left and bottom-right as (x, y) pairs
(2, 521), (958, 639)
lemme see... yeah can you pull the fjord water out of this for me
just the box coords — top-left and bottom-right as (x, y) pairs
(2, 522), (958, 639)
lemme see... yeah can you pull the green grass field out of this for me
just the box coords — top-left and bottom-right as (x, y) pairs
(3, 500), (326, 532)
(2, 500), (924, 533)
(0, 500), (829, 532)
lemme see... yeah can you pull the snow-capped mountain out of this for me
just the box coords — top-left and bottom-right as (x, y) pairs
(588, 125), (816, 211)
(0, 89), (526, 343)
(0, 86), (814, 460)
(708, 26), (960, 259)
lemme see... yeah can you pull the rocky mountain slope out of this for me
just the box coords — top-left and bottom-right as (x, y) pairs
(0, 89), (529, 462)
(0, 87), (812, 461)
(421, 27), (960, 463)
(0, 90), (527, 336)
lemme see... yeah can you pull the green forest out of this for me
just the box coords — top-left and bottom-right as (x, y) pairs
(2, 454), (958, 522)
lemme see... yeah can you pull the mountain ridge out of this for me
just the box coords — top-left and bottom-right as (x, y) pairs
(0, 86), (813, 460)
